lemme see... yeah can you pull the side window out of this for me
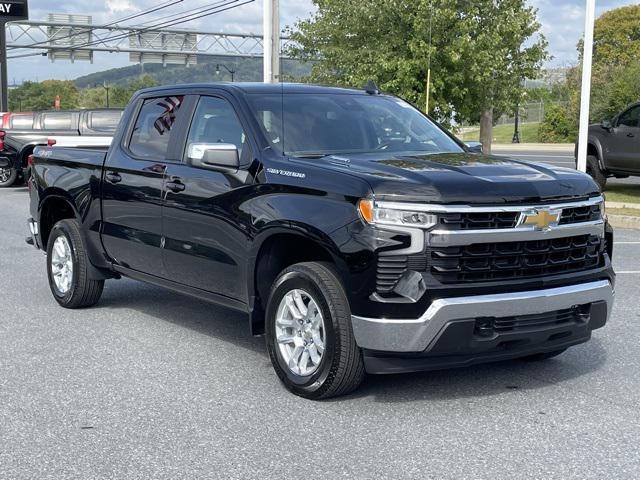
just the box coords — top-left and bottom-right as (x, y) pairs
(129, 96), (184, 159)
(618, 106), (640, 128)
(184, 96), (247, 162)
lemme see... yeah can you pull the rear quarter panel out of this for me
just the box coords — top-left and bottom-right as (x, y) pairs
(32, 146), (108, 267)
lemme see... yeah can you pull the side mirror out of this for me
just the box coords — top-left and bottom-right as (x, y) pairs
(601, 119), (612, 130)
(187, 143), (239, 173)
(465, 141), (483, 154)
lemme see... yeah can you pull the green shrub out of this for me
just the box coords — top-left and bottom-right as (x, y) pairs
(538, 104), (577, 143)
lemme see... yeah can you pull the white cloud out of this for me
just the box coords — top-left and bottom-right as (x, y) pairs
(106, 0), (135, 14)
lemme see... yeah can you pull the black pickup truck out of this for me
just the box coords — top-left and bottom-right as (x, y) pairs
(581, 102), (640, 189)
(0, 108), (123, 187)
(27, 83), (615, 399)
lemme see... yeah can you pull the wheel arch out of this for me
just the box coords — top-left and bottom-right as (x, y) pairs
(586, 139), (606, 171)
(38, 191), (80, 250)
(247, 226), (347, 336)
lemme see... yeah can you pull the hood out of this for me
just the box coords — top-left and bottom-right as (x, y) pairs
(308, 152), (599, 204)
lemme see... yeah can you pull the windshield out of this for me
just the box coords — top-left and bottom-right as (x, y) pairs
(247, 93), (464, 157)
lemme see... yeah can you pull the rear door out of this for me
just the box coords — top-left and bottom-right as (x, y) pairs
(607, 105), (640, 171)
(101, 95), (187, 275)
(161, 94), (255, 299)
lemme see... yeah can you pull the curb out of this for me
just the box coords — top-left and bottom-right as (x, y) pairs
(606, 201), (640, 210)
(491, 143), (573, 153)
(607, 215), (640, 230)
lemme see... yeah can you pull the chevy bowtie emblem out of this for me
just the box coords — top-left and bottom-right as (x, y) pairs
(520, 209), (561, 231)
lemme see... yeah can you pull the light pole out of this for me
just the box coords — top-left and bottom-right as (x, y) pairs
(103, 81), (110, 108)
(512, 91), (526, 144)
(216, 64), (236, 82)
(577, 0), (596, 173)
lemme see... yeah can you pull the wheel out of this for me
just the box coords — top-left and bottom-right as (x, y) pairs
(0, 166), (17, 187)
(46, 219), (104, 308)
(586, 155), (607, 190)
(521, 348), (567, 362)
(265, 262), (365, 399)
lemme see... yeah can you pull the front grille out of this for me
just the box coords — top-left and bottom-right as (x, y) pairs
(428, 234), (602, 283)
(559, 204), (602, 225)
(435, 201), (602, 231)
(439, 212), (519, 230)
(474, 306), (589, 335)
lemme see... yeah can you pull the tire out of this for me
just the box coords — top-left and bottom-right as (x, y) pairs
(521, 348), (567, 362)
(0, 166), (17, 187)
(46, 219), (104, 308)
(265, 262), (365, 399)
(586, 155), (607, 190)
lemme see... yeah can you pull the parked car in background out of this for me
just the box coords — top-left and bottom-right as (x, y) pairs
(579, 102), (640, 189)
(0, 109), (123, 187)
(27, 83), (614, 399)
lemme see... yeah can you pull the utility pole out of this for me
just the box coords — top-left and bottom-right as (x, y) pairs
(577, 0), (595, 173)
(0, 25), (7, 111)
(103, 81), (110, 108)
(263, 0), (280, 83)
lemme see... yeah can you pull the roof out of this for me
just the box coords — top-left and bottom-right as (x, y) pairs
(138, 82), (376, 96)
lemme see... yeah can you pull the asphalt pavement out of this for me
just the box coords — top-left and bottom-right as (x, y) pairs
(495, 147), (640, 186)
(1, 181), (639, 479)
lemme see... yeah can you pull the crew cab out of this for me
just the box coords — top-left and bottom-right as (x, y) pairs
(0, 108), (123, 187)
(27, 83), (615, 399)
(581, 101), (640, 189)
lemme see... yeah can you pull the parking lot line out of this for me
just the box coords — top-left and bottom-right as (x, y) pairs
(615, 271), (640, 274)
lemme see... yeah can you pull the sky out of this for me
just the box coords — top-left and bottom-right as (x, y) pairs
(4, 0), (639, 83)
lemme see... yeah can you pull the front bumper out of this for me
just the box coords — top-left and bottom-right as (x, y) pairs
(352, 280), (614, 373)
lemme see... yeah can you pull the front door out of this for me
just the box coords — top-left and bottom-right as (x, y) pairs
(161, 95), (255, 300)
(607, 105), (640, 172)
(101, 95), (186, 275)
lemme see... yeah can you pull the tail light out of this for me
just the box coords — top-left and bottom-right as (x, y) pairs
(47, 138), (57, 147)
(0, 130), (5, 151)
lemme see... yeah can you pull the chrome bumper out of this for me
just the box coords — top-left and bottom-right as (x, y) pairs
(351, 280), (614, 353)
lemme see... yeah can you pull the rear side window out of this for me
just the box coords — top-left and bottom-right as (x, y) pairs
(128, 96), (184, 159)
(41, 112), (75, 130)
(88, 111), (123, 132)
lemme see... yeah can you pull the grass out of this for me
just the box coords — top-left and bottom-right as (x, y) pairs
(604, 184), (640, 205)
(459, 122), (540, 143)
(607, 208), (640, 217)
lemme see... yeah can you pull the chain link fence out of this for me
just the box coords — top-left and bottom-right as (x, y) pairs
(495, 101), (569, 126)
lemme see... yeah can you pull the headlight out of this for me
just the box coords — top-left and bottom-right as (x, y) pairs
(358, 199), (438, 228)
(599, 200), (606, 219)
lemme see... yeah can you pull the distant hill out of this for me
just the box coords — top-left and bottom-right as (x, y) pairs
(74, 56), (312, 88)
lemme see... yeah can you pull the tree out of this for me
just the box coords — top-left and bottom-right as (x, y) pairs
(540, 3), (640, 143)
(288, 0), (547, 153)
(8, 80), (79, 111)
(588, 4), (640, 73)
